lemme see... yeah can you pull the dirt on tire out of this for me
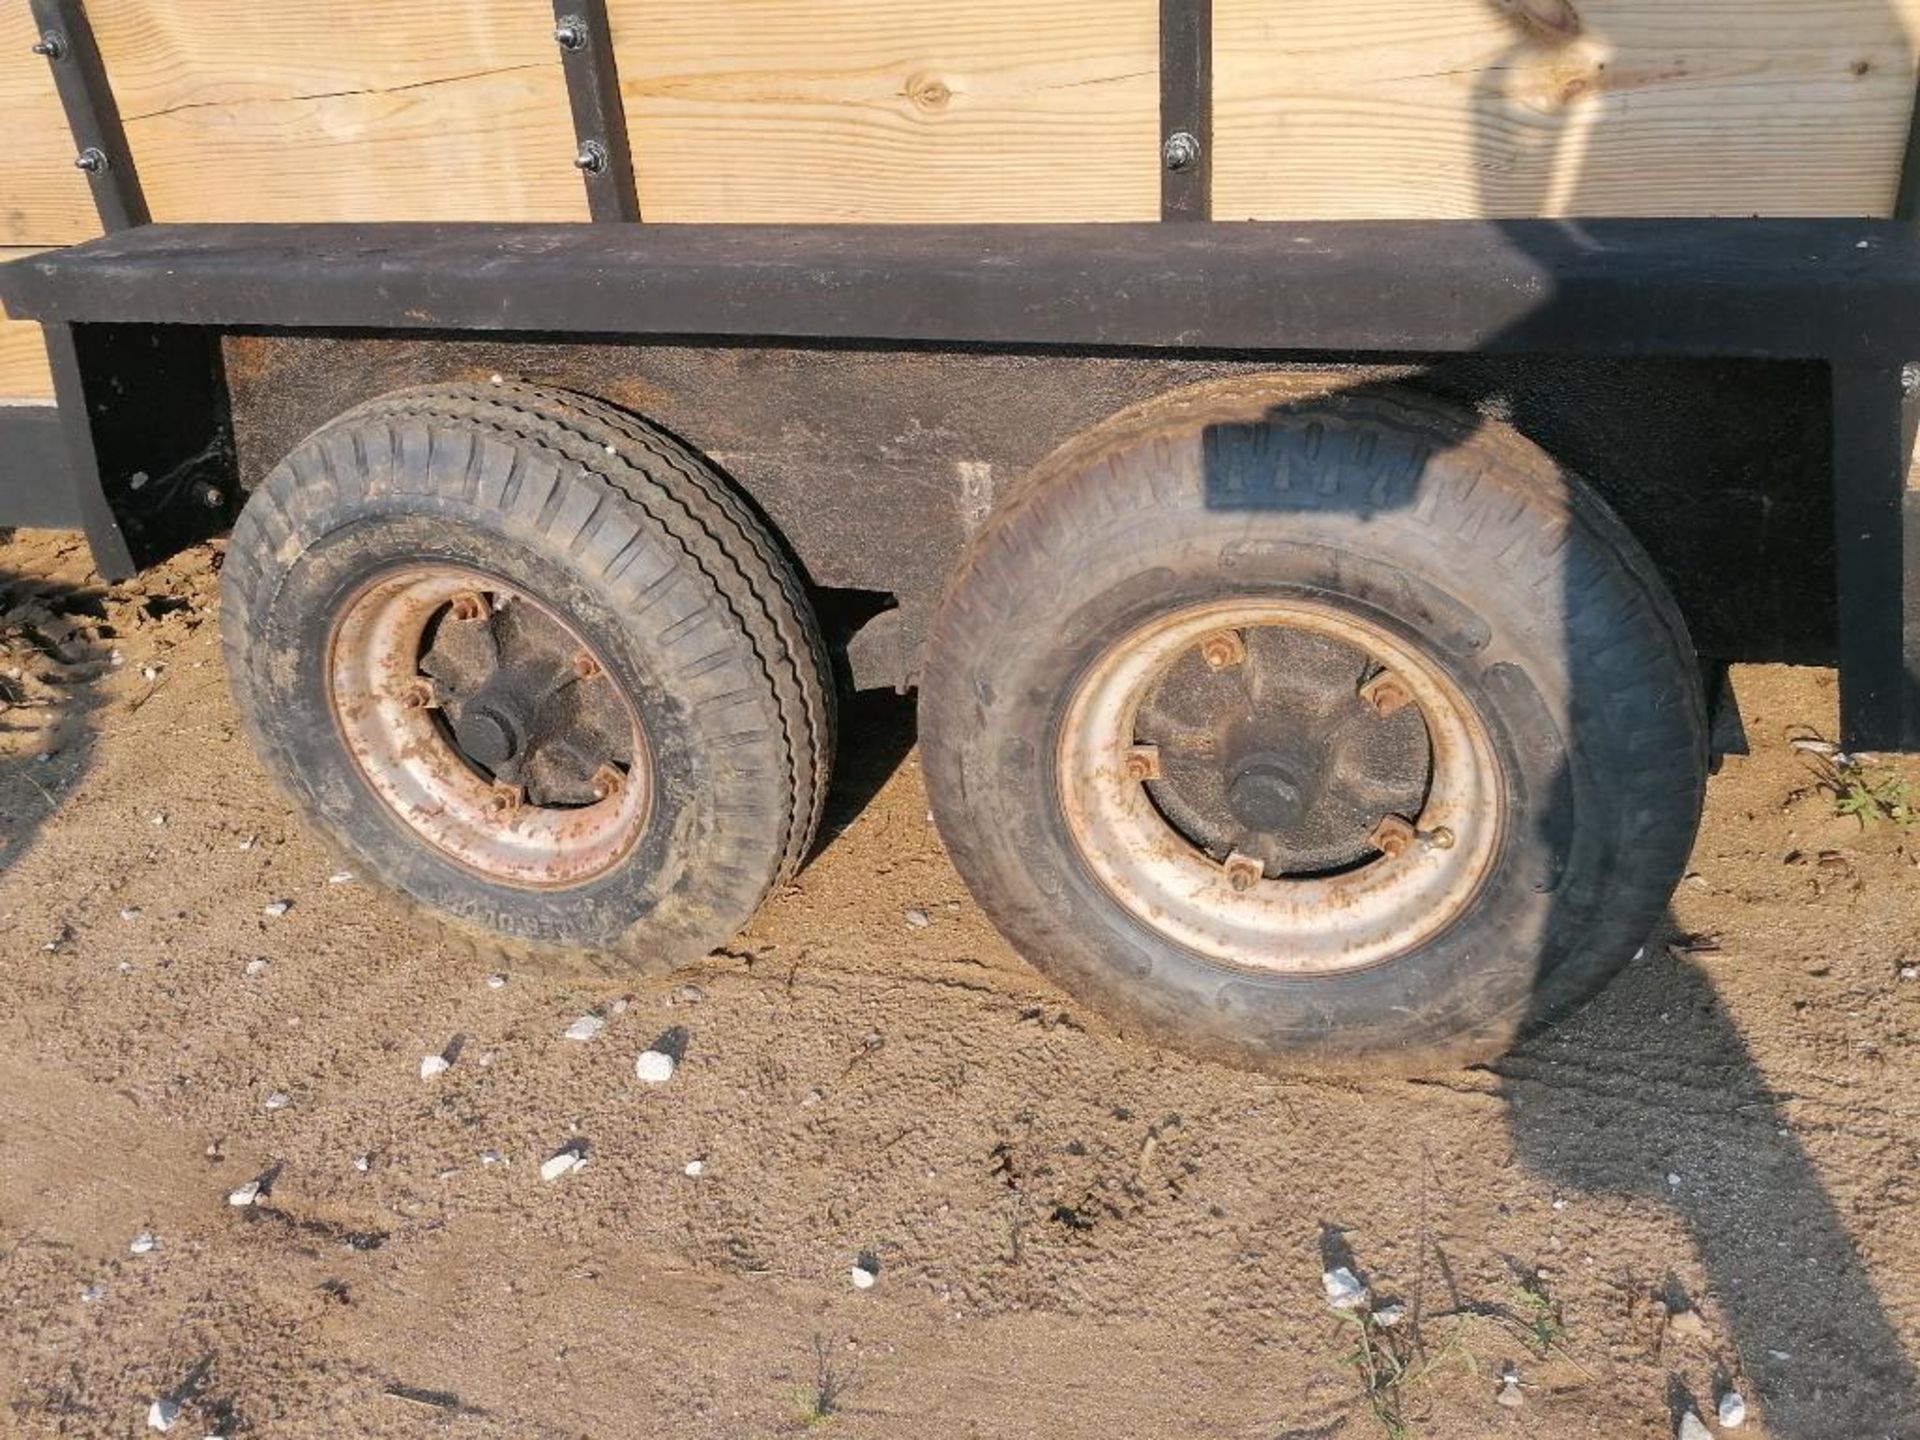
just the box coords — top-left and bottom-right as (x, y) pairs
(1, 526), (1916, 1439)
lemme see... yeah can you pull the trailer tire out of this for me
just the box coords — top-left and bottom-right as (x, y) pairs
(220, 382), (833, 976)
(921, 387), (1706, 1072)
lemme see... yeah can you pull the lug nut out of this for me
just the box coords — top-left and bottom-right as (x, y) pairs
(574, 140), (609, 174)
(449, 591), (489, 622)
(1223, 850), (1263, 892)
(553, 16), (587, 49)
(1370, 814), (1418, 860)
(589, 763), (625, 801)
(398, 679), (437, 711)
(485, 783), (525, 817)
(73, 147), (108, 175)
(1123, 744), (1162, 782)
(572, 650), (602, 681)
(1360, 671), (1413, 717)
(32, 31), (67, 60)
(1198, 630), (1246, 670)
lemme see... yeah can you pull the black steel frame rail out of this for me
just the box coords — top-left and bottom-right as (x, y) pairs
(551, 0), (641, 223)
(26, 0), (147, 232)
(1159, 0), (1211, 221)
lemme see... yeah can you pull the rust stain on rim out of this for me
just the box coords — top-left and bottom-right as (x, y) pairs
(326, 565), (651, 891)
(1056, 598), (1506, 977)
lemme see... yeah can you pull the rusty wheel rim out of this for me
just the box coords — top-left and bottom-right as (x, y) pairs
(327, 565), (651, 890)
(1056, 598), (1504, 976)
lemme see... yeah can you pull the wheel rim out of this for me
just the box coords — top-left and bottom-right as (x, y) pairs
(327, 565), (651, 889)
(1056, 598), (1503, 976)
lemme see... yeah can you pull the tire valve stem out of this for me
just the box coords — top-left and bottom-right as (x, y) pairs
(1123, 744), (1162, 782)
(1370, 815), (1418, 860)
(1223, 850), (1263, 893)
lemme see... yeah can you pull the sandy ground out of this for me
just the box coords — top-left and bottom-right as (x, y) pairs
(1, 525), (1918, 1440)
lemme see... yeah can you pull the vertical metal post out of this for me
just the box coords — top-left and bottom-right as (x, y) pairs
(1831, 362), (1920, 750)
(551, 0), (641, 223)
(1159, 0), (1212, 221)
(28, 0), (148, 232)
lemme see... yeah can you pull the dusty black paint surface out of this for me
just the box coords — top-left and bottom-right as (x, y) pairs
(223, 334), (1832, 686)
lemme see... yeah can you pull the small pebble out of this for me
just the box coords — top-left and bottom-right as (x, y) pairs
(1678, 1412), (1713, 1440)
(264, 1092), (290, 1111)
(1322, 1267), (1368, 1311)
(673, 984), (706, 1005)
(635, 1049), (675, 1084)
(119, 906), (141, 922)
(150, 812), (167, 828)
(1900, 965), (1918, 981)
(141, 664), (161, 681)
(1372, 1301), (1406, 1327)
(352, 1154), (371, 1173)
(420, 1054), (450, 1080)
(238, 836), (257, 852)
(486, 974), (506, 989)
(227, 1180), (262, 1207)
(1666, 1172), (1682, 1188)
(244, 958), (270, 978)
(479, 1149), (505, 1166)
(905, 908), (931, 929)
(611, 998), (630, 1016)
(327, 870), (354, 885)
(262, 900), (291, 919)
(129, 1231), (158, 1255)
(540, 1145), (588, 1182)
(1719, 1390), (1748, 1429)
(147, 1398), (180, 1432)
(850, 1254), (880, 1290)
(683, 1159), (705, 1177)
(563, 1014), (605, 1042)
(1496, 1374), (1525, 1409)
(81, 1283), (105, 1302)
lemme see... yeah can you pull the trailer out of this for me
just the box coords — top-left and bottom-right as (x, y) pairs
(4, 0), (1920, 1071)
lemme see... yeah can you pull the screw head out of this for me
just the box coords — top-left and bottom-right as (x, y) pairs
(553, 17), (587, 49)
(31, 30), (67, 60)
(574, 140), (608, 175)
(1163, 131), (1202, 172)
(73, 147), (108, 175)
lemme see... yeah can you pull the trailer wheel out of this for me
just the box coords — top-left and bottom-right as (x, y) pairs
(921, 388), (1706, 1072)
(220, 383), (833, 974)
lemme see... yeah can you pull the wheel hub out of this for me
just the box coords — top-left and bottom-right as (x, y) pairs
(1134, 625), (1431, 876)
(327, 567), (651, 889)
(1055, 598), (1504, 977)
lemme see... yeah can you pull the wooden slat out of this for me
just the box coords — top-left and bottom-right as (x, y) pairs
(1215, 0), (1920, 220)
(0, 250), (54, 401)
(606, 0), (1160, 222)
(79, 1), (587, 225)
(0, 9), (102, 246)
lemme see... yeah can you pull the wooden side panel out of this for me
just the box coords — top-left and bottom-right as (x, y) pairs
(0, 10), (100, 247)
(0, 250), (53, 401)
(607, 0), (1160, 222)
(1214, 0), (1920, 219)
(83, 1), (587, 225)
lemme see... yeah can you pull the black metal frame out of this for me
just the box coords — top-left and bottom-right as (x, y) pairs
(1159, 0), (1211, 221)
(26, 0), (146, 232)
(550, 0), (641, 223)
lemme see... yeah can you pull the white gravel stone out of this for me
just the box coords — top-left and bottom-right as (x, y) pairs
(129, 1231), (158, 1255)
(150, 812), (167, 828)
(1678, 1412), (1713, 1440)
(327, 870), (354, 884)
(264, 1092), (290, 1111)
(228, 1179), (262, 1207)
(1666, 1172), (1682, 1188)
(904, 908), (931, 929)
(262, 900), (291, 919)
(119, 906), (141, 922)
(1718, 1390), (1748, 1429)
(635, 1049), (676, 1084)
(1496, 1374), (1525, 1409)
(486, 973), (507, 988)
(683, 1159), (705, 1177)
(479, 1149), (504, 1166)
(1372, 1301), (1406, 1327)
(1901, 965), (1918, 981)
(540, 1146), (588, 1182)
(1322, 1266), (1368, 1311)
(238, 836), (256, 852)
(243, 958), (270, 978)
(563, 1014), (604, 1042)
(352, 1153), (372, 1173)
(146, 1398), (180, 1431)
(420, 1054), (450, 1080)
(850, 1261), (878, 1290)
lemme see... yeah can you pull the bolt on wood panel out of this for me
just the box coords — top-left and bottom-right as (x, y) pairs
(606, 0), (1161, 222)
(0, 8), (102, 247)
(1214, 0), (1920, 220)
